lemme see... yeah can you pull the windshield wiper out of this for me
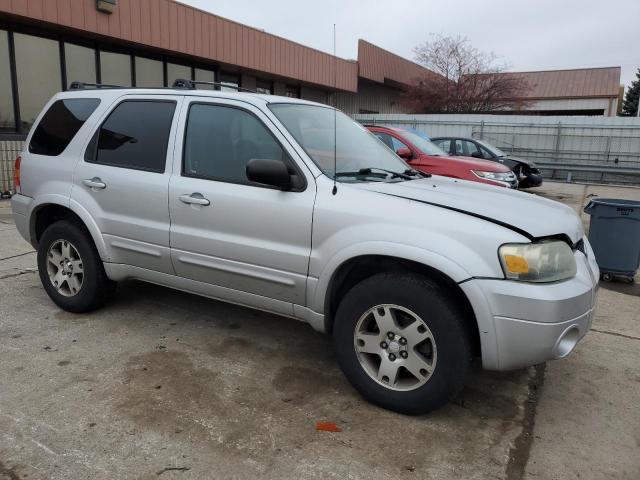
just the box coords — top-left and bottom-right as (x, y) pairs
(334, 168), (388, 179)
(404, 169), (431, 178)
(335, 167), (421, 181)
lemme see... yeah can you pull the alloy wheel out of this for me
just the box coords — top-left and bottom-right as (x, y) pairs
(353, 304), (437, 391)
(46, 239), (84, 297)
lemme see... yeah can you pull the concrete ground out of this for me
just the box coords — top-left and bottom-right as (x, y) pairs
(0, 182), (638, 480)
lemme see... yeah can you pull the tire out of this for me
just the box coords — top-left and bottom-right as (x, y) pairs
(37, 220), (116, 313)
(333, 273), (472, 415)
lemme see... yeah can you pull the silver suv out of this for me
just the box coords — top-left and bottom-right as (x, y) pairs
(11, 84), (599, 414)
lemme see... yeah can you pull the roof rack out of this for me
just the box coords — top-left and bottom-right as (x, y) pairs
(68, 81), (125, 90)
(67, 79), (258, 94)
(172, 78), (256, 93)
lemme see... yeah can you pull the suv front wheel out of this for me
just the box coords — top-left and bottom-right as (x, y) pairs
(333, 273), (472, 414)
(37, 220), (116, 312)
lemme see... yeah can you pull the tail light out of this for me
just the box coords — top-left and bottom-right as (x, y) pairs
(13, 155), (21, 193)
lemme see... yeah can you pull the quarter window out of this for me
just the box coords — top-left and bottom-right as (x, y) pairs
(88, 101), (176, 173)
(183, 104), (290, 185)
(29, 99), (100, 156)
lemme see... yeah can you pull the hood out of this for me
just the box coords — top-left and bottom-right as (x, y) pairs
(355, 176), (583, 243)
(425, 154), (512, 172)
(499, 155), (537, 168)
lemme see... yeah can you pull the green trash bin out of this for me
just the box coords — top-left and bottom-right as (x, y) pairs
(584, 198), (640, 282)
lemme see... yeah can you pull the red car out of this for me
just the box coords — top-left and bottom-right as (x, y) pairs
(367, 126), (518, 188)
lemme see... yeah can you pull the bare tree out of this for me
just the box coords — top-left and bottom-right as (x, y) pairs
(403, 35), (531, 113)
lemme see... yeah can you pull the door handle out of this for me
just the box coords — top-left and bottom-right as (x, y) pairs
(82, 177), (106, 189)
(179, 193), (210, 206)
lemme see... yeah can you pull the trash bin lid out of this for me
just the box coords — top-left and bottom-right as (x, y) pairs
(585, 198), (640, 215)
(586, 198), (640, 208)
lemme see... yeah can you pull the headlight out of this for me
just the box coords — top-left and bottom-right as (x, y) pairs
(498, 240), (577, 282)
(472, 170), (515, 182)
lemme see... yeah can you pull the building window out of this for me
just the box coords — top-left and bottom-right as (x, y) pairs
(65, 43), (97, 89)
(284, 85), (300, 98)
(14, 33), (62, 129)
(89, 100), (176, 173)
(256, 79), (273, 95)
(219, 72), (240, 92)
(100, 50), (132, 86)
(135, 57), (164, 87)
(194, 68), (215, 90)
(167, 62), (191, 87)
(0, 30), (15, 130)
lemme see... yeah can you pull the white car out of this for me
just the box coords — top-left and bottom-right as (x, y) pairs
(11, 81), (599, 414)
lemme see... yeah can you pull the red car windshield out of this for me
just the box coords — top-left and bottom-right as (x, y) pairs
(398, 130), (447, 156)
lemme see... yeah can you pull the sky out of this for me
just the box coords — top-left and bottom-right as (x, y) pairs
(181, 0), (639, 89)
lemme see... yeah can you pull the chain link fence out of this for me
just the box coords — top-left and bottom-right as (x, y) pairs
(0, 139), (23, 197)
(355, 114), (640, 185)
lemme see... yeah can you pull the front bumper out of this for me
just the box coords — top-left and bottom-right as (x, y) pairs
(461, 242), (599, 370)
(519, 173), (543, 188)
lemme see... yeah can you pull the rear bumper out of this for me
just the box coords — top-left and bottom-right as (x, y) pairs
(11, 193), (32, 244)
(461, 246), (599, 370)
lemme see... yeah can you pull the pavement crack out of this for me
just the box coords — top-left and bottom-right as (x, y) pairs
(505, 363), (545, 480)
(590, 328), (640, 341)
(0, 251), (36, 261)
(157, 466), (190, 475)
(0, 269), (37, 279)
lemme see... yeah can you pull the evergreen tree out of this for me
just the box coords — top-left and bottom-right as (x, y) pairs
(622, 68), (640, 116)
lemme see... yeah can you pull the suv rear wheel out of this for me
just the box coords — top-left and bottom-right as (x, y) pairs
(333, 273), (471, 414)
(37, 220), (116, 312)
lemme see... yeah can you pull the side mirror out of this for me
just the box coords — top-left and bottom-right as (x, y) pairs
(246, 158), (293, 190)
(471, 151), (484, 159)
(396, 147), (412, 160)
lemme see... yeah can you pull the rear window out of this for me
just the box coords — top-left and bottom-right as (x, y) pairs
(29, 98), (100, 156)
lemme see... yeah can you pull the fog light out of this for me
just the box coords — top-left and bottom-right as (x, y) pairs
(554, 326), (580, 358)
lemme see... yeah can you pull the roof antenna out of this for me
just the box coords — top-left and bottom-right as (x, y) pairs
(332, 23), (338, 195)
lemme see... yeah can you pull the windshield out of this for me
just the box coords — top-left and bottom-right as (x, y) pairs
(475, 139), (507, 157)
(399, 130), (447, 156)
(269, 104), (409, 180)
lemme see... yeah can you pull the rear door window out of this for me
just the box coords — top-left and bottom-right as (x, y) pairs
(29, 98), (100, 156)
(87, 100), (176, 173)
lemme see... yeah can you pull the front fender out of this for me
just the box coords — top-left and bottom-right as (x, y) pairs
(308, 241), (474, 315)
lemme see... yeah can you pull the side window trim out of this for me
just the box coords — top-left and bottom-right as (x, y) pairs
(180, 101), (307, 192)
(84, 98), (178, 173)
